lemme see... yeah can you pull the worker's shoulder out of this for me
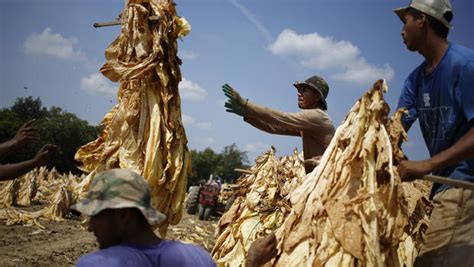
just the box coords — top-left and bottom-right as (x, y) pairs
(445, 43), (474, 73)
(75, 245), (146, 267)
(450, 43), (474, 61)
(158, 240), (216, 266)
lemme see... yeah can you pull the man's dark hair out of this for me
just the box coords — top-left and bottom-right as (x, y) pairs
(407, 7), (453, 38)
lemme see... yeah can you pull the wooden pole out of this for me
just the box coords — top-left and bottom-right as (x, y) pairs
(234, 168), (254, 175)
(421, 175), (474, 190)
(93, 15), (160, 28)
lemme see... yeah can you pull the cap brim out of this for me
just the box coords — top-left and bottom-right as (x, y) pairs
(293, 82), (328, 110)
(71, 198), (167, 225)
(393, 7), (409, 24)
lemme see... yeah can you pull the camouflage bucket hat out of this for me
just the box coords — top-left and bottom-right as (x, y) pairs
(71, 169), (166, 225)
(293, 75), (329, 110)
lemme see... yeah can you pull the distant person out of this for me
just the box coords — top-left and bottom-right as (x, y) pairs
(393, 0), (474, 265)
(222, 75), (335, 173)
(0, 119), (55, 181)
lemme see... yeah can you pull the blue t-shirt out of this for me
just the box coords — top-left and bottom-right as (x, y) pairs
(76, 240), (216, 267)
(397, 43), (474, 197)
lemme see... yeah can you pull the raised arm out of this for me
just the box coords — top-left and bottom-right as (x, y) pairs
(245, 101), (333, 132)
(0, 144), (56, 181)
(244, 116), (301, 136)
(222, 83), (333, 134)
(0, 120), (38, 160)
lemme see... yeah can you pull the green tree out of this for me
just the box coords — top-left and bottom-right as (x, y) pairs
(188, 144), (249, 186)
(215, 144), (249, 183)
(39, 106), (102, 173)
(0, 97), (101, 174)
(189, 147), (220, 186)
(10, 96), (48, 122)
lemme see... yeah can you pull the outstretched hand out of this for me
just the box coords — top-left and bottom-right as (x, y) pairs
(222, 84), (247, 117)
(14, 119), (39, 145)
(33, 144), (57, 167)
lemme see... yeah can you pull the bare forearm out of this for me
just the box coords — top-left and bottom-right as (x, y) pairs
(0, 159), (38, 181)
(429, 127), (474, 172)
(0, 139), (19, 161)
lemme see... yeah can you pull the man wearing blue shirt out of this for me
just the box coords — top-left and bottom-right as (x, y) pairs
(394, 0), (474, 266)
(72, 169), (217, 267)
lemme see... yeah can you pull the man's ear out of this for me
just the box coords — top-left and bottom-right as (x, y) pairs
(418, 14), (427, 28)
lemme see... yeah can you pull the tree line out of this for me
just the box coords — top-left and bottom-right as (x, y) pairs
(0, 96), (102, 174)
(189, 144), (249, 186)
(1, 97), (249, 182)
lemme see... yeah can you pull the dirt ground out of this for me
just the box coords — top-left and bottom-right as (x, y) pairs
(0, 204), (219, 266)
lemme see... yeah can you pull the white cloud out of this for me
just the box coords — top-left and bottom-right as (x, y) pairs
(332, 59), (394, 85)
(182, 114), (195, 125)
(269, 29), (394, 85)
(197, 122), (212, 130)
(179, 50), (198, 60)
(179, 78), (208, 101)
(245, 141), (270, 152)
(182, 115), (211, 130)
(80, 73), (117, 96)
(24, 28), (84, 61)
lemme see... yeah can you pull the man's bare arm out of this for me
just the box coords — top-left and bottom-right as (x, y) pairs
(399, 126), (474, 179)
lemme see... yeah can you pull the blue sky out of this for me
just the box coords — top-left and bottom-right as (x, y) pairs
(1, 0), (473, 163)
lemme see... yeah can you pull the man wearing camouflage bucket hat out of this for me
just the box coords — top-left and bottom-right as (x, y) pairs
(72, 169), (216, 266)
(393, 0), (474, 266)
(222, 75), (335, 174)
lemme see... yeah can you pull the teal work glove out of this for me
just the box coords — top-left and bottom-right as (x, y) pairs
(222, 84), (248, 117)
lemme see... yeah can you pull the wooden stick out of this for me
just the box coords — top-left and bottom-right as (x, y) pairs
(234, 168), (254, 175)
(93, 15), (160, 28)
(93, 20), (121, 28)
(421, 175), (474, 190)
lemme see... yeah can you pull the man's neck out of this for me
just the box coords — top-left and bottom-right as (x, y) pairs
(121, 224), (162, 246)
(419, 36), (449, 74)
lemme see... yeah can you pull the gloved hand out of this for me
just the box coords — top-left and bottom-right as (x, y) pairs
(222, 84), (248, 117)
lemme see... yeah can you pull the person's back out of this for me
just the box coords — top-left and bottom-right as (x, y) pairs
(77, 240), (215, 267)
(72, 169), (216, 267)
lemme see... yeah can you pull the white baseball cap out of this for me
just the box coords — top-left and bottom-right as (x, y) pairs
(394, 0), (453, 29)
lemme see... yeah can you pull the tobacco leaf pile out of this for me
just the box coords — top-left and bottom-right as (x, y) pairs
(0, 167), (87, 229)
(273, 80), (431, 266)
(73, 0), (191, 236)
(211, 147), (305, 266)
(1, 0), (191, 236)
(212, 80), (431, 266)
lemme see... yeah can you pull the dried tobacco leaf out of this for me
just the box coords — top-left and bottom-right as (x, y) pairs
(273, 80), (431, 267)
(74, 0), (191, 235)
(212, 148), (305, 266)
